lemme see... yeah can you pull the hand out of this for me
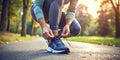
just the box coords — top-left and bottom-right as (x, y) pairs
(61, 25), (70, 38)
(37, 18), (54, 40)
(42, 26), (54, 39)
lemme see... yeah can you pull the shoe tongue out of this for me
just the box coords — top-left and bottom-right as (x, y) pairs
(51, 36), (61, 42)
(55, 36), (60, 38)
(53, 36), (60, 39)
(52, 36), (59, 41)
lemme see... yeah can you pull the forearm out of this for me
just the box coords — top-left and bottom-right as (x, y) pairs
(65, 18), (73, 27)
(37, 18), (54, 39)
(38, 18), (48, 29)
(65, 0), (78, 27)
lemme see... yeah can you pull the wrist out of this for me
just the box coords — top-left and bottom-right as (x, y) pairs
(65, 24), (71, 27)
(65, 18), (73, 27)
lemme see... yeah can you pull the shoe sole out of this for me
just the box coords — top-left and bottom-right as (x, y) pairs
(47, 47), (70, 54)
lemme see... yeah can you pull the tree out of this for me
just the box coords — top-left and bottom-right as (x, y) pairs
(30, 19), (34, 36)
(7, 0), (10, 32)
(110, 0), (120, 38)
(97, 10), (112, 36)
(21, 0), (29, 36)
(9, 0), (23, 33)
(100, 0), (120, 38)
(0, 0), (23, 32)
(76, 4), (91, 35)
(0, 0), (8, 31)
(0, 0), (2, 22)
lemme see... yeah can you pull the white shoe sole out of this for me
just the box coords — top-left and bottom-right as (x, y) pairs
(47, 47), (66, 53)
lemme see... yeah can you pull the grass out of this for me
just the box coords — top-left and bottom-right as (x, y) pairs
(1, 32), (120, 46)
(0, 32), (38, 44)
(67, 36), (120, 46)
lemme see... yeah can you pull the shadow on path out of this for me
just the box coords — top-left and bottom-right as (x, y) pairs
(0, 49), (68, 60)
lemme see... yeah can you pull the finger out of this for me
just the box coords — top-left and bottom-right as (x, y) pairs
(62, 30), (70, 37)
(42, 34), (48, 39)
(61, 29), (66, 35)
(62, 31), (67, 37)
(49, 30), (54, 38)
(63, 32), (69, 37)
(46, 31), (53, 39)
(64, 32), (69, 36)
(44, 31), (51, 39)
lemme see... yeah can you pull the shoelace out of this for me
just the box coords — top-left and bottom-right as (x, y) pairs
(51, 29), (72, 47)
(58, 35), (72, 47)
(53, 36), (64, 46)
(65, 38), (72, 47)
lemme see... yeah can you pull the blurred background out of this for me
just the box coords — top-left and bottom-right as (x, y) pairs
(0, 0), (120, 44)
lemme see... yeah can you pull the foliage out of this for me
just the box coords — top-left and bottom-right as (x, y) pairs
(86, 18), (98, 36)
(76, 4), (92, 36)
(36, 27), (42, 36)
(97, 9), (113, 36)
(9, 0), (23, 21)
(0, 0), (119, 38)
(0, 0), (34, 33)
(97, 0), (120, 37)
(98, 0), (120, 38)
(27, 21), (41, 35)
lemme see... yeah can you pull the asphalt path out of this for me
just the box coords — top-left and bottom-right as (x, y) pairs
(0, 37), (120, 60)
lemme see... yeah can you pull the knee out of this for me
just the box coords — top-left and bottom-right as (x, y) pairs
(71, 25), (81, 36)
(70, 21), (81, 36)
(55, 0), (64, 7)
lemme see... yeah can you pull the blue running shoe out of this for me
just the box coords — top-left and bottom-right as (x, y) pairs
(47, 36), (70, 54)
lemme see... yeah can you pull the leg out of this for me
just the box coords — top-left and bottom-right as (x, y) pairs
(44, 0), (70, 54)
(59, 12), (81, 36)
(70, 20), (81, 36)
(31, 0), (64, 36)
(48, 0), (64, 36)
(31, 0), (70, 54)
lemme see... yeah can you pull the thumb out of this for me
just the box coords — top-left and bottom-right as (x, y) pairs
(49, 30), (54, 38)
(61, 29), (66, 36)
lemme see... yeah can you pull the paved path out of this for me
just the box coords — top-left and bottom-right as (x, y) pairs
(0, 37), (120, 60)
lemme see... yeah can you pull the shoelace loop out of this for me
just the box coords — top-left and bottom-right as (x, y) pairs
(53, 36), (64, 46)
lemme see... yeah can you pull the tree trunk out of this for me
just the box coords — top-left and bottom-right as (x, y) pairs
(7, 16), (10, 32)
(115, 5), (120, 38)
(30, 19), (34, 36)
(21, 0), (29, 36)
(21, 9), (27, 36)
(7, 0), (10, 32)
(110, 0), (120, 38)
(0, 0), (8, 31)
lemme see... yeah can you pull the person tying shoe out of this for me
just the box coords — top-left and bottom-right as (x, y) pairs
(31, 0), (81, 54)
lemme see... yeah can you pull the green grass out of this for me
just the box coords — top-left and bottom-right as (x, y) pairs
(67, 36), (120, 46)
(0, 32), (38, 43)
